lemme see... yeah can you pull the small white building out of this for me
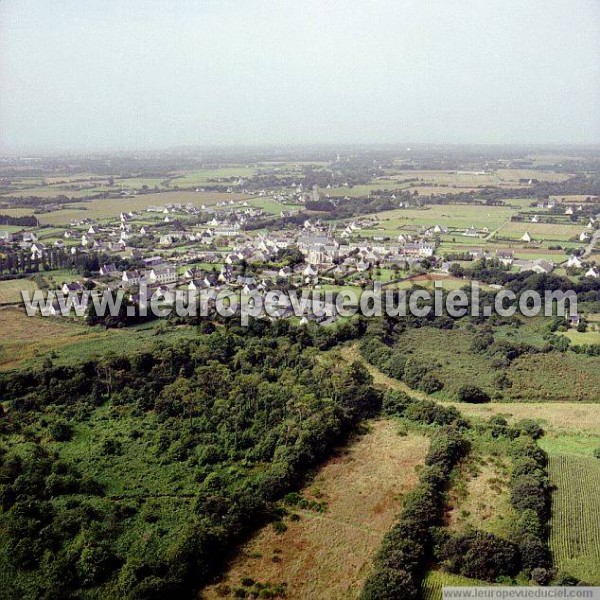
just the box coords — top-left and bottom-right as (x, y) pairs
(521, 231), (532, 243)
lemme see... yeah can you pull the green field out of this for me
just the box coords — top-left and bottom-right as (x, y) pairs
(393, 326), (600, 402)
(170, 166), (257, 187)
(421, 570), (487, 600)
(362, 204), (515, 232)
(1, 191), (252, 225)
(497, 221), (583, 242)
(0, 279), (38, 305)
(0, 308), (202, 371)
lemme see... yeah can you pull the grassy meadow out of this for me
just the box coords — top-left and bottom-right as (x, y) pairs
(201, 420), (428, 599)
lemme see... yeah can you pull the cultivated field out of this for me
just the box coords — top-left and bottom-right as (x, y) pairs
(547, 454), (600, 584)
(201, 420), (428, 600)
(421, 570), (486, 600)
(171, 166), (257, 187)
(364, 204), (515, 232)
(497, 221), (583, 242)
(2, 191), (252, 226)
(385, 168), (571, 188)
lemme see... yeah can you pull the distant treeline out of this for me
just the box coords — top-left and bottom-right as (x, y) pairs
(0, 214), (38, 227)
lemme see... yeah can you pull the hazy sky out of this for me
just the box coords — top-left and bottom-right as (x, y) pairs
(1, 0), (599, 152)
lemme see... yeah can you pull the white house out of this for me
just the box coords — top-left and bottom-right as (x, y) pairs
(30, 243), (46, 260)
(146, 266), (177, 284)
(100, 263), (118, 277)
(62, 282), (84, 294)
(122, 270), (141, 287)
(579, 231), (591, 242)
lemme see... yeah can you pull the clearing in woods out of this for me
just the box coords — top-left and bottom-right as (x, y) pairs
(446, 456), (514, 539)
(200, 420), (429, 600)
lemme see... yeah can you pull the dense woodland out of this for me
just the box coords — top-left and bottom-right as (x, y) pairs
(0, 324), (379, 599)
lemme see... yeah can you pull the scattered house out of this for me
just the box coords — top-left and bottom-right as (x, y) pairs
(531, 259), (554, 274)
(225, 252), (244, 265)
(565, 206), (574, 215)
(81, 233), (94, 247)
(586, 267), (599, 278)
(188, 279), (207, 291)
(579, 231), (591, 242)
(242, 282), (257, 295)
(531, 215), (539, 223)
(143, 256), (164, 267)
(463, 226), (478, 238)
(30, 243), (46, 260)
(0, 231), (15, 243)
(402, 241), (434, 258)
(62, 282), (84, 294)
(159, 234), (177, 246)
(566, 255), (583, 269)
(122, 270), (141, 287)
(514, 259), (554, 274)
(53, 240), (65, 249)
(146, 266), (177, 285)
(496, 250), (514, 266)
(218, 265), (234, 283)
(151, 286), (176, 305)
(302, 264), (318, 278)
(521, 231), (532, 243)
(567, 315), (580, 327)
(41, 299), (62, 317)
(22, 232), (38, 243)
(100, 263), (118, 277)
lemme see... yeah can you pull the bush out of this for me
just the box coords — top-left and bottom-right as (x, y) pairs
(361, 567), (419, 600)
(514, 509), (544, 540)
(425, 429), (470, 475)
(519, 535), (551, 573)
(510, 474), (548, 521)
(457, 385), (490, 404)
(272, 521), (287, 534)
(515, 419), (544, 440)
(531, 567), (553, 586)
(48, 420), (73, 442)
(382, 390), (413, 416)
(101, 439), (123, 456)
(440, 530), (521, 581)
